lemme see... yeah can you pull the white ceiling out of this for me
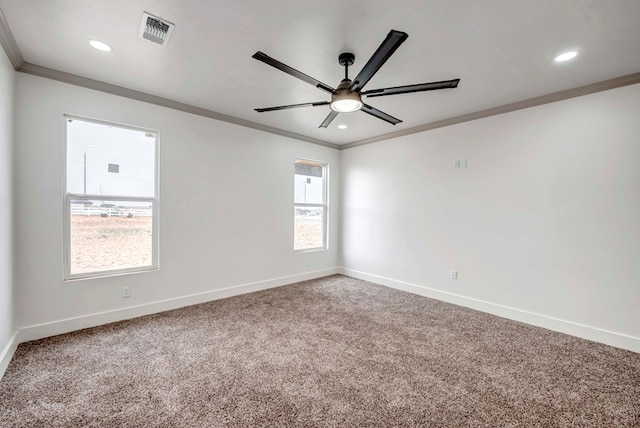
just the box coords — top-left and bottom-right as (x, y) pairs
(1, 0), (640, 146)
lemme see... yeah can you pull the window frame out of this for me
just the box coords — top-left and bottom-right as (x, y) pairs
(63, 114), (160, 281)
(293, 158), (329, 253)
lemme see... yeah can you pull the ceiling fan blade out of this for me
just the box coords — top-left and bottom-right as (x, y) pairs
(363, 79), (460, 98)
(255, 101), (330, 112)
(252, 51), (335, 94)
(348, 30), (409, 93)
(319, 110), (339, 128)
(361, 103), (402, 125)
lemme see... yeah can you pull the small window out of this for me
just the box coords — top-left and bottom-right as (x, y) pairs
(64, 115), (158, 280)
(294, 159), (328, 251)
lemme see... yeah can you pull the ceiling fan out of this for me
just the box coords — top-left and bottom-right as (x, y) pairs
(252, 29), (460, 129)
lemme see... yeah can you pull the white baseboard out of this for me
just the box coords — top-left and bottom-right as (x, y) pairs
(0, 331), (19, 380)
(339, 267), (640, 354)
(6, 265), (635, 380)
(15, 267), (339, 346)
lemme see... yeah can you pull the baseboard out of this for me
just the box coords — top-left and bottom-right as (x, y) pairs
(339, 268), (640, 354)
(16, 267), (340, 345)
(0, 331), (19, 380)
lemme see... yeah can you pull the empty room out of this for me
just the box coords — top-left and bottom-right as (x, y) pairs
(0, 1), (639, 426)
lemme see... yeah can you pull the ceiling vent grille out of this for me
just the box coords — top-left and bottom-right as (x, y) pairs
(139, 12), (174, 47)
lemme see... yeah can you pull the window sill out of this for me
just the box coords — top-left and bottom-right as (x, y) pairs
(63, 266), (158, 282)
(294, 247), (328, 254)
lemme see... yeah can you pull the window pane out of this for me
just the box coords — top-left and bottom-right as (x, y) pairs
(67, 119), (155, 197)
(69, 200), (153, 275)
(294, 161), (324, 204)
(294, 206), (324, 250)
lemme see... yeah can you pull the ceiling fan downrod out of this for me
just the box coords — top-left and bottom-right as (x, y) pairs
(338, 52), (355, 82)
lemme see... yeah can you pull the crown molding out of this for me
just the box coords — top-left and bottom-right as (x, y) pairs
(18, 62), (339, 150)
(0, 6), (23, 69)
(16, 61), (640, 151)
(341, 71), (640, 150)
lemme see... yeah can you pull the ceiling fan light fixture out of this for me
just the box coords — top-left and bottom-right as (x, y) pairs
(330, 91), (363, 113)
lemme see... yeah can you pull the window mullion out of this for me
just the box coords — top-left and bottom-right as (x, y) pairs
(294, 203), (325, 208)
(68, 193), (155, 202)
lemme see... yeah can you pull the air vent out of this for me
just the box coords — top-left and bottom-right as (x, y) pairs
(138, 12), (174, 47)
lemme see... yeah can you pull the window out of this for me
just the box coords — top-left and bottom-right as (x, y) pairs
(294, 159), (328, 251)
(64, 115), (158, 279)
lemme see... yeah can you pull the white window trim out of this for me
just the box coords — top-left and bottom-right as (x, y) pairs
(294, 159), (329, 253)
(63, 114), (160, 281)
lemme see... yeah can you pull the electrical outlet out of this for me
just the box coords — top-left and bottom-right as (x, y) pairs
(453, 159), (468, 169)
(122, 286), (131, 298)
(450, 270), (458, 280)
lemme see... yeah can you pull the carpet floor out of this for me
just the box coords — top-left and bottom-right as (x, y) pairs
(1, 275), (639, 427)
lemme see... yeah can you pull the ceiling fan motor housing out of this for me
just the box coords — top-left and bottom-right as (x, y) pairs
(338, 52), (355, 67)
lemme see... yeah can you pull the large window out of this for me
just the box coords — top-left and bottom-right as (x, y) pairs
(64, 115), (158, 280)
(294, 159), (328, 251)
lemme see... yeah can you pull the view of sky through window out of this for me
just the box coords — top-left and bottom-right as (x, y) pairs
(66, 119), (155, 197)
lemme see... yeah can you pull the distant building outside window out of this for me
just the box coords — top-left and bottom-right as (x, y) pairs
(294, 159), (328, 251)
(64, 115), (159, 280)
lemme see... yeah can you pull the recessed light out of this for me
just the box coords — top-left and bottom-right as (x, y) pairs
(88, 40), (112, 52)
(338, 124), (348, 130)
(554, 50), (578, 63)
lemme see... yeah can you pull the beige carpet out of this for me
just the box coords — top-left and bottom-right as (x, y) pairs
(1, 275), (639, 427)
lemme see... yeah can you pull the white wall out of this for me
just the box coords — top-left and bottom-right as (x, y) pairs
(0, 43), (15, 377)
(0, 47), (15, 369)
(340, 84), (640, 351)
(14, 74), (339, 337)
